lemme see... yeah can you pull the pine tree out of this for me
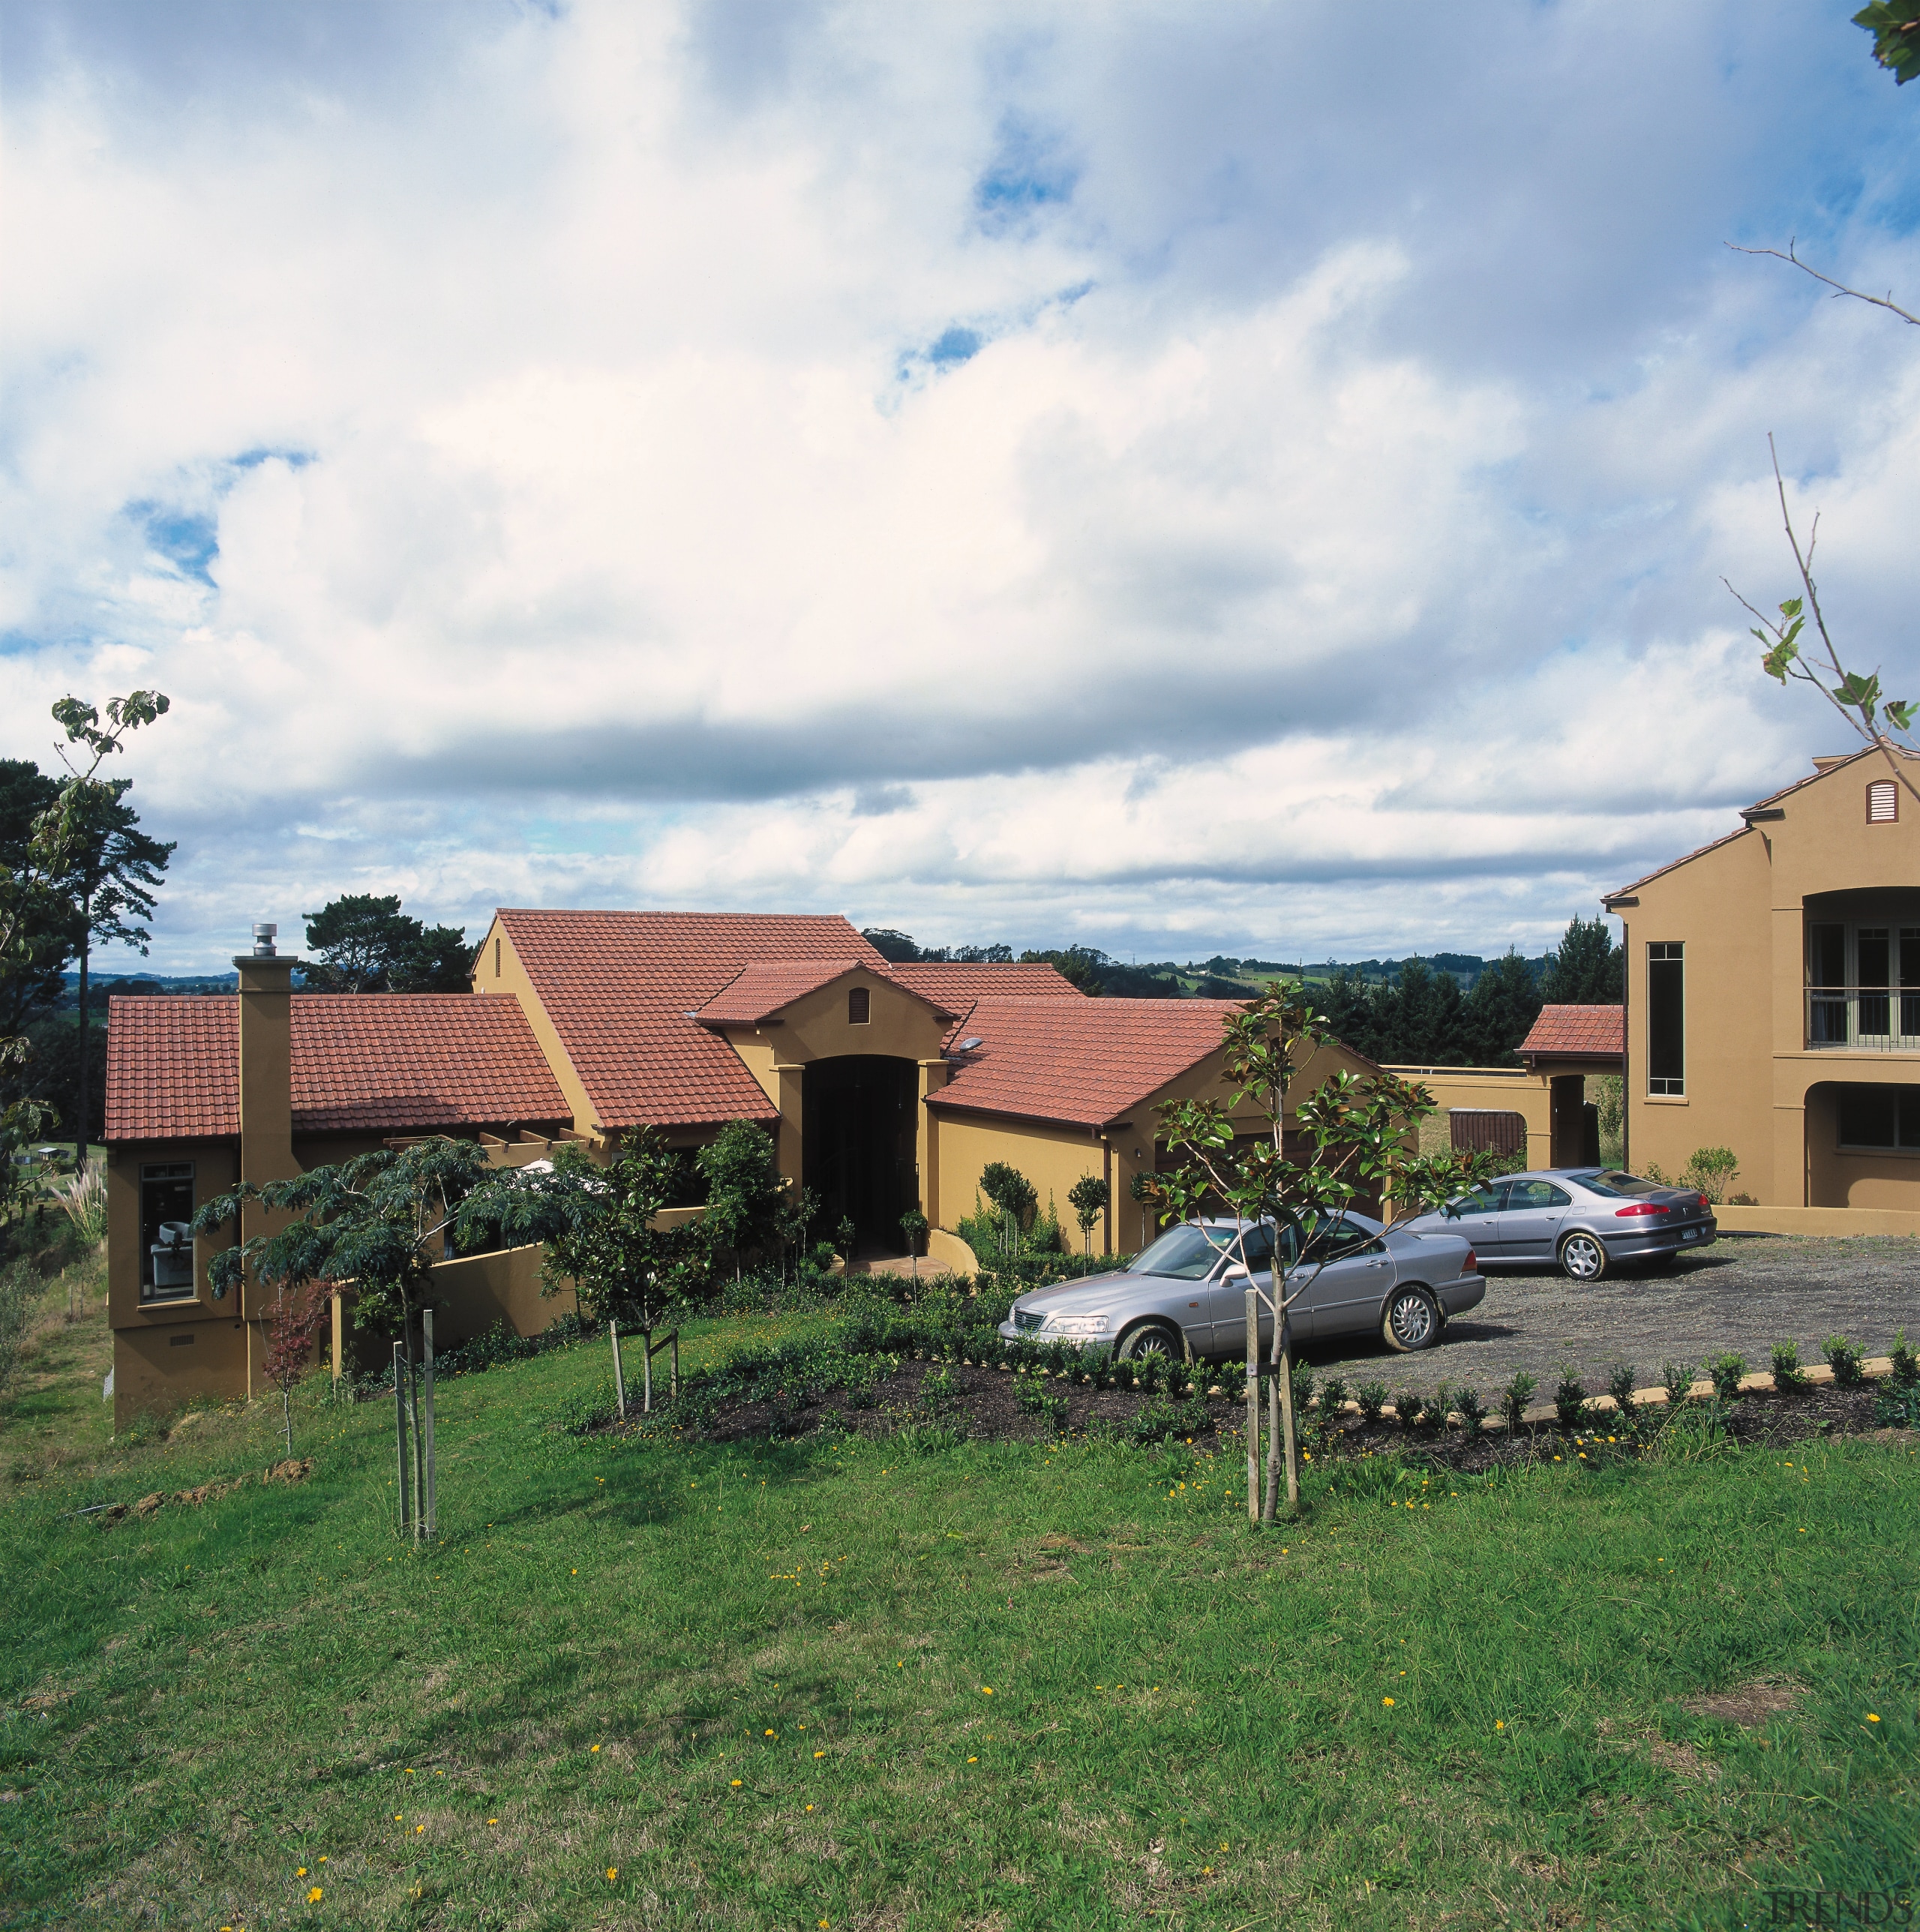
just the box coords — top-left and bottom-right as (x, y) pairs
(1464, 949), (1544, 1064)
(1540, 916), (1622, 1004)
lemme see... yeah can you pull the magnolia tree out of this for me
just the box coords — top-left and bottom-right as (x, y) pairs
(1144, 986), (1440, 1522)
(1067, 1174), (1111, 1261)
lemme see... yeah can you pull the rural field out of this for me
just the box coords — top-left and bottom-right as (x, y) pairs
(1, 1250), (1916, 1931)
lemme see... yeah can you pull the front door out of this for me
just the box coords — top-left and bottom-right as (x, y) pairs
(1443, 1180), (1511, 1258)
(1496, 1178), (1573, 1262)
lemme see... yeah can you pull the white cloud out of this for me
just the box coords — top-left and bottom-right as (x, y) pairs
(1, 0), (1916, 970)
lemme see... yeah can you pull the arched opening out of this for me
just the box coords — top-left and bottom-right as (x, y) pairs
(802, 1054), (917, 1257)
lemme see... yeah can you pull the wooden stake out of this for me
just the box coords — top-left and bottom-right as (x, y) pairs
(1278, 1314), (1299, 1511)
(422, 1310), (436, 1540)
(392, 1341), (411, 1537)
(1244, 1285), (1260, 1523)
(641, 1326), (653, 1414)
(610, 1321), (627, 1421)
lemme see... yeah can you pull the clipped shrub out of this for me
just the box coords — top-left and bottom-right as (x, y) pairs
(1872, 1384), (1919, 1430)
(1661, 1359), (1695, 1405)
(1552, 1366), (1586, 1432)
(1453, 1384), (1486, 1435)
(1290, 1365), (1316, 1418)
(1130, 1394), (1210, 1446)
(1705, 1352), (1747, 1404)
(1316, 1375), (1348, 1428)
(1769, 1340), (1809, 1394)
(1682, 1147), (1739, 1204)
(1354, 1380), (1389, 1426)
(1394, 1386), (1426, 1431)
(1500, 1371), (1538, 1431)
(1606, 1362), (1638, 1414)
(1822, 1334), (1865, 1388)
(1892, 1328), (1919, 1390)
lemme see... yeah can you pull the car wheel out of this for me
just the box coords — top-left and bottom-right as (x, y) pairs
(1118, 1321), (1184, 1362)
(1381, 1285), (1442, 1352)
(1558, 1231), (1608, 1282)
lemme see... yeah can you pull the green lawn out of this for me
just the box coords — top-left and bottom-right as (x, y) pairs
(1, 1279), (1915, 1930)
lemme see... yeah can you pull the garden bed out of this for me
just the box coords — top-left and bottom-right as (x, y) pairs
(607, 1343), (1917, 1468)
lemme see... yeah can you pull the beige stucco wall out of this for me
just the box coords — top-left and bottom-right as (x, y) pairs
(1382, 1066), (1551, 1156)
(1619, 754), (1920, 1209)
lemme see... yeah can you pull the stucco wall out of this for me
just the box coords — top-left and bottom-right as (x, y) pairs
(1382, 1066), (1550, 1157)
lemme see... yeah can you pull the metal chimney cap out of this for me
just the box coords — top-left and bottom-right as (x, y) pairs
(251, 922), (278, 958)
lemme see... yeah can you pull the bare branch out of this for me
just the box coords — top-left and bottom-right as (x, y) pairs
(1726, 240), (1919, 328)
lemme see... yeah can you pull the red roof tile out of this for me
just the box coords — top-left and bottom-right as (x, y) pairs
(1519, 1004), (1624, 1060)
(104, 995), (570, 1142)
(889, 962), (1082, 1013)
(500, 909), (887, 1130)
(927, 997), (1244, 1129)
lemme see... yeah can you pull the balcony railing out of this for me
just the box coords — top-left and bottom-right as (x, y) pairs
(1805, 986), (1920, 1050)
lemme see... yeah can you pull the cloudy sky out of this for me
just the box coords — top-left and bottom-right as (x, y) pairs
(3, 0), (1916, 974)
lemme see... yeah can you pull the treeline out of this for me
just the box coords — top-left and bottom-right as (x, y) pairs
(862, 916), (1623, 1067)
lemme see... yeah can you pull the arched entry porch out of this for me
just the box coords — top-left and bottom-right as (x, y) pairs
(802, 1054), (918, 1256)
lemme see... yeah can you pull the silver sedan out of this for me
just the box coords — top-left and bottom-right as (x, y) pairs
(1394, 1168), (1717, 1282)
(998, 1214), (1485, 1361)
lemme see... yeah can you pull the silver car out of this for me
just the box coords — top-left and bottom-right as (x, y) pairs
(1396, 1168), (1717, 1282)
(998, 1213), (1485, 1361)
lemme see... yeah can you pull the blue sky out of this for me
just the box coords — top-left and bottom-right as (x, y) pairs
(2, 0), (1916, 973)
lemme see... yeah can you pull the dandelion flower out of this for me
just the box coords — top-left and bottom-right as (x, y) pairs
(607, 1868), (618, 1881)
(1868, 1713), (1882, 1723)
(591, 1744), (601, 1754)
(968, 1756), (977, 1763)
(1496, 1720), (1505, 1730)
(730, 1780), (742, 1788)
(814, 1750), (826, 1758)
(488, 1818), (498, 1826)
(308, 1886), (323, 1903)
(416, 1824), (424, 1834)
(981, 1687), (994, 1696)
(1383, 1696), (1395, 1707)
(298, 1868), (308, 1877)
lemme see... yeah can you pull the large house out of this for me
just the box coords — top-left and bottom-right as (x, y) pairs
(1604, 744), (1920, 1220)
(105, 909), (1375, 1424)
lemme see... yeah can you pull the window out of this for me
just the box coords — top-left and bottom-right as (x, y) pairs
(1805, 920), (1920, 1046)
(848, 986), (869, 1025)
(494, 937), (502, 977)
(1837, 1084), (1920, 1151)
(1506, 1180), (1572, 1210)
(1868, 779), (1898, 824)
(1647, 943), (1684, 1094)
(140, 1161), (196, 1301)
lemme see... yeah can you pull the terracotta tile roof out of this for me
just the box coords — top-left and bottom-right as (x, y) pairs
(105, 995), (570, 1142)
(1606, 745), (1919, 901)
(696, 960), (961, 1028)
(927, 997), (1244, 1129)
(499, 909), (887, 1130)
(1519, 1004), (1624, 1060)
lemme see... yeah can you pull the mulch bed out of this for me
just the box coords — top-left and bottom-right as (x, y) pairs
(634, 1359), (1913, 1468)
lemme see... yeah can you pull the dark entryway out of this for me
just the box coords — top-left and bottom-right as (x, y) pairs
(802, 1055), (917, 1256)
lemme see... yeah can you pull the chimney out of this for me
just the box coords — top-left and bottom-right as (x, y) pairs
(234, 923), (298, 1190)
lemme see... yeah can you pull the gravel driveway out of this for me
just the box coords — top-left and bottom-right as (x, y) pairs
(1305, 1232), (1920, 1396)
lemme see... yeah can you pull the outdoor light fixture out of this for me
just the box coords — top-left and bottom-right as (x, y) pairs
(250, 922), (278, 957)
(956, 1036), (984, 1051)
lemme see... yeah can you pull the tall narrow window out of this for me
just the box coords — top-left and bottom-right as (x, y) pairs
(1868, 778), (1898, 823)
(140, 1160), (196, 1301)
(1858, 928), (1892, 1039)
(494, 937), (502, 978)
(1808, 922), (1846, 1044)
(1647, 943), (1684, 1095)
(848, 986), (870, 1025)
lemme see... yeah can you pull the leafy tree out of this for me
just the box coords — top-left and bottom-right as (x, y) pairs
(695, 1120), (789, 1280)
(1538, 915), (1622, 1004)
(58, 778), (173, 1163)
(0, 692), (170, 1178)
(1017, 946), (1105, 995)
(1312, 965), (1380, 1060)
(1857, 1), (1920, 84)
(859, 928), (921, 962)
(1462, 950), (1543, 1064)
(898, 1205), (928, 1278)
(302, 895), (473, 994)
(1146, 983), (1437, 1520)
(1066, 1174), (1110, 1258)
(0, 761), (67, 1038)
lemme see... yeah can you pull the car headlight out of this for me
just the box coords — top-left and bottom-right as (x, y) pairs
(1041, 1313), (1108, 1335)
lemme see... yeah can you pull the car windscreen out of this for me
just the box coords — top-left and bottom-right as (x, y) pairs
(1568, 1170), (1660, 1198)
(1128, 1223), (1242, 1280)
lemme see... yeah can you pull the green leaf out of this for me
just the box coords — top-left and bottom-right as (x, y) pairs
(1779, 596), (1804, 618)
(1886, 699), (1916, 734)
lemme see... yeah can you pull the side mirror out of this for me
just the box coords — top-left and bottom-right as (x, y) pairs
(1222, 1263), (1252, 1282)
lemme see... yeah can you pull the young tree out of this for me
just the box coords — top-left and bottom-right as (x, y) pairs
(1128, 1168), (1155, 1250)
(462, 1132), (709, 1412)
(696, 1120), (789, 1281)
(261, 1278), (333, 1457)
(979, 1160), (1036, 1261)
(898, 1205), (928, 1278)
(193, 1136), (494, 1516)
(1066, 1174), (1110, 1260)
(302, 895), (473, 993)
(1145, 984), (1436, 1522)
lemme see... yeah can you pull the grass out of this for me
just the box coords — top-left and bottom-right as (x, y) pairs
(0, 1281), (1915, 1930)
